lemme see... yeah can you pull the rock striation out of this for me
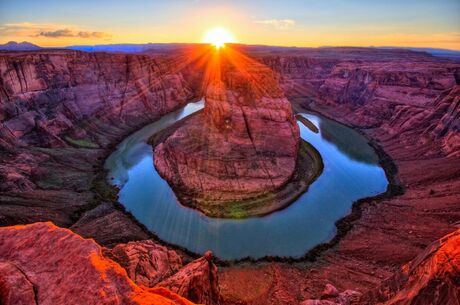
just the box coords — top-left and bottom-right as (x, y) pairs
(0, 222), (196, 305)
(220, 48), (460, 304)
(299, 229), (460, 305)
(104, 241), (221, 305)
(0, 50), (196, 229)
(153, 49), (318, 218)
(0, 222), (221, 305)
(363, 228), (460, 305)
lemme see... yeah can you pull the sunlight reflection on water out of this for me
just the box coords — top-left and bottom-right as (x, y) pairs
(105, 100), (388, 260)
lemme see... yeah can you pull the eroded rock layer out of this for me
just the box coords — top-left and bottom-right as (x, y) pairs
(0, 47), (459, 305)
(154, 50), (308, 217)
(220, 48), (460, 304)
(0, 222), (198, 305)
(0, 50), (196, 231)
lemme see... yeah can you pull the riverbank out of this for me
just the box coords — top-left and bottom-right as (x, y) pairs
(149, 113), (324, 218)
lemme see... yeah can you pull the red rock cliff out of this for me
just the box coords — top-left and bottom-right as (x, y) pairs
(0, 222), (197, 305)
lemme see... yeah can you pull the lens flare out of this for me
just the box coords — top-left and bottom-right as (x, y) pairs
(203, 27), (235, 49)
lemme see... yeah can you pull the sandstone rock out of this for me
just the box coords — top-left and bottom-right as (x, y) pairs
(158, 253), (221, 305)
(426, 85), (460, 156)
(301, 285), (361, 305)
(105, 241), (221, 305)
(0, 261), (36, 305)
(321, 284), (340, 299)
(104, 239), (183, 287)
(1, 46), (460, 305)
(70, 202), (149, 246)
(363, 228), (460, 305)
(0, 50), (195, 229)
(220, 48), (460, 305)
(0, 222), (195, 305)
(154, 48), (302, 217)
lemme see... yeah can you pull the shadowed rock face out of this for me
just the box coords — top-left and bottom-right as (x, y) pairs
(0, 222), (221, 305)
(105, 241), (221, 305)
(219, 49), (460, 304)
(154, 53), (301, 217)
(0, 50), (196, 229)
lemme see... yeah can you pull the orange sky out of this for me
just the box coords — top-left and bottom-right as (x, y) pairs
(1, 0), (459, 50)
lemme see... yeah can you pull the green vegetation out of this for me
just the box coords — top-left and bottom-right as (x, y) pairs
(36, 172), (63, 189)
(64, 136), (100, 149)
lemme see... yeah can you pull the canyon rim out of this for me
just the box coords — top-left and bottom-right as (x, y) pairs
(1, 1), (460, 304)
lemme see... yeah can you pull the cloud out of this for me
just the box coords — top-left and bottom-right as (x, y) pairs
(37, 28), (111, 39)
(77, 31), (110, 38)
(38, 28), (74, 37)
(253, 19), (295, 30)
(0, 22), (111, 40)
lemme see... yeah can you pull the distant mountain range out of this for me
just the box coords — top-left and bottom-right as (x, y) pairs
(0, 41), (42, 51)
(64, 43), (192, 53)
(378, 46), (460, 59)
(1, 41), (460, 59)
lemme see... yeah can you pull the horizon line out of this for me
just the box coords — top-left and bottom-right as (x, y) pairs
(2, 40), (460, 52)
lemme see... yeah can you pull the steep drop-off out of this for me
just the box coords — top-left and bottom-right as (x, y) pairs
(0, 222), (220, 305)
(220, 48), (460, 304)
(0, 50), (196, 235)
(0, 47), (459, 305)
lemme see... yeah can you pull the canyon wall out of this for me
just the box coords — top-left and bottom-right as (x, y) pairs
(0, 47), (459, 305)
(0, 50), (196, 229)
(218, 48), (460, 304)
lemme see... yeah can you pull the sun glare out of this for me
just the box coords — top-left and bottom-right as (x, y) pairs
(203, 27), (235, 49)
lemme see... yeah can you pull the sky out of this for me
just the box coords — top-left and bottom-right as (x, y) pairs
(1, 0), (460, 50)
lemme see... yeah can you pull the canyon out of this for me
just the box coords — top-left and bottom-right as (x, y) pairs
(153, 49), (322, 217)
(0, 46), (459, 304)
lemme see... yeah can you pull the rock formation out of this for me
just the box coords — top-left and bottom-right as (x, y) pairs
(0, 222), (195, 305)
(0, 50), (196, 230)
(1, 47), (459, 305)
(362, 228), (460, 305)
(153, 49), (322, 218)
(219, 48), (460, 304)
(157, 251), (220, 305)
(300, 229), (460, 305)
(104, 241), (221, 305)
(0, 222), (221, 305)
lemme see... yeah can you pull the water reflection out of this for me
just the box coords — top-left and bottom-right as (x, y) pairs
(318, 118), (378, 165)
(105, 101), (388, 260)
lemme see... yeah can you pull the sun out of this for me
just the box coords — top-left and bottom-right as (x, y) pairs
(203, 27), (235, 49)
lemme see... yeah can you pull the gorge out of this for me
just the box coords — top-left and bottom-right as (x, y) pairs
(0, 46), (459, 304)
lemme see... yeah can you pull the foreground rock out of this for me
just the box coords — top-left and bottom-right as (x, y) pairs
(300, 229), (460, 305)
(157, 251), (221, 305)
(105, 241), (221, 305)
(0, 222), (222, 305)
(362, 228), (460, 305)
(0, 222), (196, 305)
(153, 48), (322, 218)
(104, 240), (183, 287)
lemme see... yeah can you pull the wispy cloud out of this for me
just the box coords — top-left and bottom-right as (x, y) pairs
(253, 19), (295, 30)
(0, 22), (111, 40)
(37, 28), (110, 39)
(37, 28), (74, 37)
